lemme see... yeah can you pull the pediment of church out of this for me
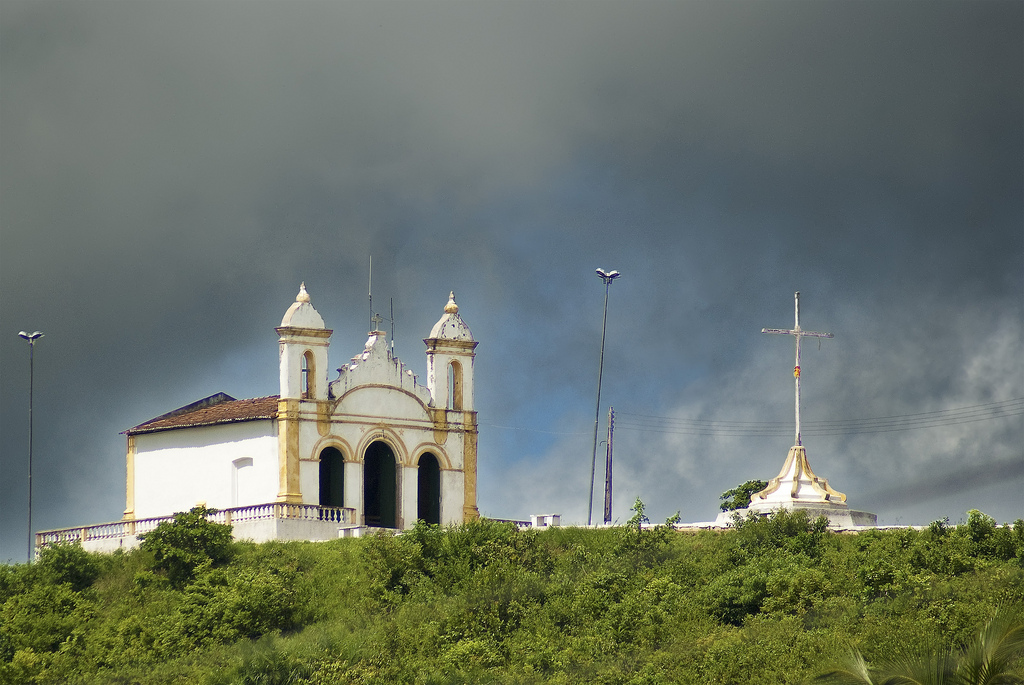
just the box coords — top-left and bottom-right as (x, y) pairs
(328, 331), (433, 408)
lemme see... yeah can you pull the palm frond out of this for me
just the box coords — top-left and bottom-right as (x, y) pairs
(812, 649), (877, 685)
(957, 612), (1024, 685)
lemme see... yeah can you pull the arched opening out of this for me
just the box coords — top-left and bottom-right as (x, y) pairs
(363, 441), (397, 528)
(417, 453), (441, 525)
(232, 457), (254, 508)
(301, 351), (315, 399)
(318, 447), (345, 508)
(448, 360), (463, 410)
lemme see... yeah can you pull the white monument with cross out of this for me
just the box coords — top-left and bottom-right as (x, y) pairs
(719, 292), (876, 528)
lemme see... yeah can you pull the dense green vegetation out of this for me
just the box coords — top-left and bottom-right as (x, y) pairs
(1, 506), (1023, 684)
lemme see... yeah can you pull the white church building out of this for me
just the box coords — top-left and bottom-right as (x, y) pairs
(38, 285), (481, 551)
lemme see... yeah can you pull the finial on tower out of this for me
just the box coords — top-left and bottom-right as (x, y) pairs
(428, 291), (473, 341)
(444, 291), (459, 314)
(280, 282), (325, 329)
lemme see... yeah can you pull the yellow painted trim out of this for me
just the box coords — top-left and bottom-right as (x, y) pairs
(310, 435), (355, 463)
(431, 407), (449, 445)
(355, 425), (409, 465)
(123, 435), (136, 520)
(462, 412), (480, 520)
(316, 399), (332, 436)
(409, 444), (453, 471)
(753, 445), (847, 503)
(275, 326), (334, 340)
(423, 338), (479, 352)
(331, 383), (433, 417)
(276, 399), (303, 503)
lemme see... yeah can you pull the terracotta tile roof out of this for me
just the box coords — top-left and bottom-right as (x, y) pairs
(125, 394), (280, 435)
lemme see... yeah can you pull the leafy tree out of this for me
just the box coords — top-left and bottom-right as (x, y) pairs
(720, 479), (769, 511)
(36, 542), (102, 592)
(139, 506), (233, 588)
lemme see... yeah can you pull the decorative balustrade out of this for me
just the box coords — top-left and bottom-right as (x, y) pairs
(36, 503), (357, 551)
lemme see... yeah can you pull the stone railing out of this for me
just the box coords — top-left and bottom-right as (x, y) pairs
(36, 503), (357, 550)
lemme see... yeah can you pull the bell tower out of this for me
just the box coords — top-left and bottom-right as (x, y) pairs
(275, 283), (332, 504)
(277, 283), (332, 401)
(424, 292), (480, 520)
(424, 292), (477, 411)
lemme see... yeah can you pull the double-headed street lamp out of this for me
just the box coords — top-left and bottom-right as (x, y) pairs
(588, 269), (619, 526)
(18, 331), (43, 562)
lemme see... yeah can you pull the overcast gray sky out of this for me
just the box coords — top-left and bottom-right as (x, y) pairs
(2, 0), (1021, 561)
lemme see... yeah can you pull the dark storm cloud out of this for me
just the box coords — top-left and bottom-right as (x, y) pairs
(1, 0), (1020, 560)
(860, 456), (1024, 512)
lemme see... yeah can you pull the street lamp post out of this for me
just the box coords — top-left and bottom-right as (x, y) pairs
(18, 331), (43, 563)
(588, 269), (619, 526)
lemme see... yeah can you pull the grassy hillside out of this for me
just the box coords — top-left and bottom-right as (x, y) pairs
(1, 506), (1022, 684)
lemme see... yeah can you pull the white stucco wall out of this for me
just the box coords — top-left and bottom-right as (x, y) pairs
(133, 420), (278, 519)
(441, 469), (465, 526)
(334, 385), (431, 424)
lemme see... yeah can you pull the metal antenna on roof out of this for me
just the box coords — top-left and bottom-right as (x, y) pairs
(390, 298), (395, 353)
(368, 255), (373, 332)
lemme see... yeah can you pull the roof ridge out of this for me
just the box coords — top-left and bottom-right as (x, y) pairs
(133, 392), (236, 429)
(124, 394), (281, 435)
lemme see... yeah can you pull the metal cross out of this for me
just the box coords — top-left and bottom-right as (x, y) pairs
(370, 312), (384, 332)
(762, 292), (833, 446)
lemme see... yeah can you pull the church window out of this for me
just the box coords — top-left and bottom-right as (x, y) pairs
(447, 360), (463, 410)
(363, 441), (397, 528)
(417, 453), (441, 525)
(301, 351), (314, 399)
(318, 447), (345, 508)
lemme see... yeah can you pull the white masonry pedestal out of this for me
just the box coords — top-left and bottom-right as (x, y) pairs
(715, 445), (877, 529)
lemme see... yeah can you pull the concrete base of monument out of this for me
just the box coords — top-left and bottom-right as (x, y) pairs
(713, 500), (878, 529)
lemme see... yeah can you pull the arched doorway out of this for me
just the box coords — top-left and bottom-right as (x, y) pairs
(319, 447), (345, 508)
(363, 441), (397, 528)
(417, 453), (441, 525)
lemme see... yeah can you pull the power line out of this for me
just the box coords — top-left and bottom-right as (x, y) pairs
(614, 398), (1024, 437)
(478, 398), (1023, 438)
(478, 422), (590, 436)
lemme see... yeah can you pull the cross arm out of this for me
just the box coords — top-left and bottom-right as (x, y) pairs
(761, 328), (832, 338)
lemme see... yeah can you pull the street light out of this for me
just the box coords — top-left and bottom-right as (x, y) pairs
(588, 269), (619, 526)
(18, 331), (43, 563)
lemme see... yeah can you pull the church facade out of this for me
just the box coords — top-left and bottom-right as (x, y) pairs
(43, 285), (481, 550)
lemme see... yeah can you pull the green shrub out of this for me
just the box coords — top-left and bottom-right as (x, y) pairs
(613, 498), (680, 568)
(0, 581), (94, 662)
(732, 507), (830, 560)
(36, 542), (102, 592)
(139, 505), (233, 588)
(159, 565), (300, 651)
(705, 561), (770, 626)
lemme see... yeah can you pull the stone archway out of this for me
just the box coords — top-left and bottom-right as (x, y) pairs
(363, 441), (397, 528)
(318, 447), (345, 508)
(417, 453), (441, 525)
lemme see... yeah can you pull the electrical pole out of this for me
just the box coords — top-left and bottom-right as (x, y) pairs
(603, 406), (614, 524)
